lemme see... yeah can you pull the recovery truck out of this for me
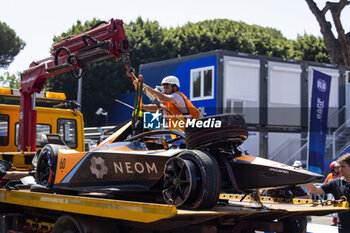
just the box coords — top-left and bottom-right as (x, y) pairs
(0, 18), (348, 233)
(0, 88), (85, 169)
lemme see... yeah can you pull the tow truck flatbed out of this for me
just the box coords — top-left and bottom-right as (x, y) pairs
(0, 189), (347, 232)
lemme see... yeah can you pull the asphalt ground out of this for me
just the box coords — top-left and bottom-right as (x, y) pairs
(307, 216), (338, 233)
(257, 216), (338, 233)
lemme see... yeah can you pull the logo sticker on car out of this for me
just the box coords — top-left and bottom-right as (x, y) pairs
(90, 156), (108, 179)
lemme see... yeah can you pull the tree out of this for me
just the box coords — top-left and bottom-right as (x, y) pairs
(0, 72), (21, 89)
(305, 0), (350, 66)
(289, 34), (330, 63)
(163, 19), (291, 58)
(0, 22), (25, 68)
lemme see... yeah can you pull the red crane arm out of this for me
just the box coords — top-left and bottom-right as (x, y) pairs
(19, 18), (129, 152)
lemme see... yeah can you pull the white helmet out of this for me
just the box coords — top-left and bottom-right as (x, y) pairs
(292, 160), (303, 168)
(161, 76), (180, 88)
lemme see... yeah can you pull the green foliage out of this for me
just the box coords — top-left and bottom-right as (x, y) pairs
(289, 34), (330, 63)
(125, 17), (172, 69)
(0, 22), (25, 68)
(0, 72), (21, 89)
(46, 17), (330, 126)
(165, 19), (290, 58)
(53, 18), (101, 43)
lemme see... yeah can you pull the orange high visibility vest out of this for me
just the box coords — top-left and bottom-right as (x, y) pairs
(323, 172), (342, 184)
(164, 92), (202, 131)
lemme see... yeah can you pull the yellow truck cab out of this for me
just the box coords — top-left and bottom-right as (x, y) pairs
(0, 88), (85, 169)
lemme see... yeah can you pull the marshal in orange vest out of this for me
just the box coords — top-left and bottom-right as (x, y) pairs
(163, 92), (202, 131)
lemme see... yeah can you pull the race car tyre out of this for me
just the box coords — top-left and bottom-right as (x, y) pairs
(179, 150), (221, 209)
(185, 114), (248, 149)
(163, 157), (198, 207)
(36, 144), (67, 188)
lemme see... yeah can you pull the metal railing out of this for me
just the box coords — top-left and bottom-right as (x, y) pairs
(336, 141), (350, 158)
(269, 106), (348, 168)
(325, 136), (335, 160)
(332, 118), (350, 158)
(269, 138), (307, 166)
(84, 125), (116, 139)
(288, 141), (309, 169)
(269, 138), (293, 162)
(327, 105), (347, 134)
(281, 121), (350, 169)
(286, 137), (336, 170)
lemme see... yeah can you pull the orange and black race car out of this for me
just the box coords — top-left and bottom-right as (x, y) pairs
(33, 114), (323, 210)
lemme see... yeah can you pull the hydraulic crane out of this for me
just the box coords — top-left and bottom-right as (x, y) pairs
(18, 18), (130, 152)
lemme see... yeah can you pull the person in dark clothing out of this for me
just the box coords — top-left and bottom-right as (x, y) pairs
(306, 153), (350, 233)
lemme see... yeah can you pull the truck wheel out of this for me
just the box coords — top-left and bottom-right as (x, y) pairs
(185, 114), (248, 149)
(180, 150), (221, 209)
(36, 144), (66, 188)
(163, 157), (198, 207)
(52, 215), (84, 233)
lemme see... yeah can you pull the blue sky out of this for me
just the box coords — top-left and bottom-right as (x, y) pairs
(1, 0), (349, 76)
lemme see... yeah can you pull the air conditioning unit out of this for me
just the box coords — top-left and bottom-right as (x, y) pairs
(226, 99), (243, 114)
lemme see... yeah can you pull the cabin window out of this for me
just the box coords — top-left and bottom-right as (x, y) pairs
(15, 123), (51, 148)
(58, 119), (77, 149)
(190, 66), (214, 100)
(0, 115), (9, 146)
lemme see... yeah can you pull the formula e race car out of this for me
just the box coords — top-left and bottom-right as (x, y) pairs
(33, 114), (323, 210)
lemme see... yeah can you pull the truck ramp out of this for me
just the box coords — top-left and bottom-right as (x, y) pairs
(0, 190), (347, 232)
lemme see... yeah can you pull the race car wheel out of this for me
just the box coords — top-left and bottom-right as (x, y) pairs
(185, 114), (248, 149)
(163, 157), (198, 207)
(179, 150), (221, 209)
(36, 144), (66, 188)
